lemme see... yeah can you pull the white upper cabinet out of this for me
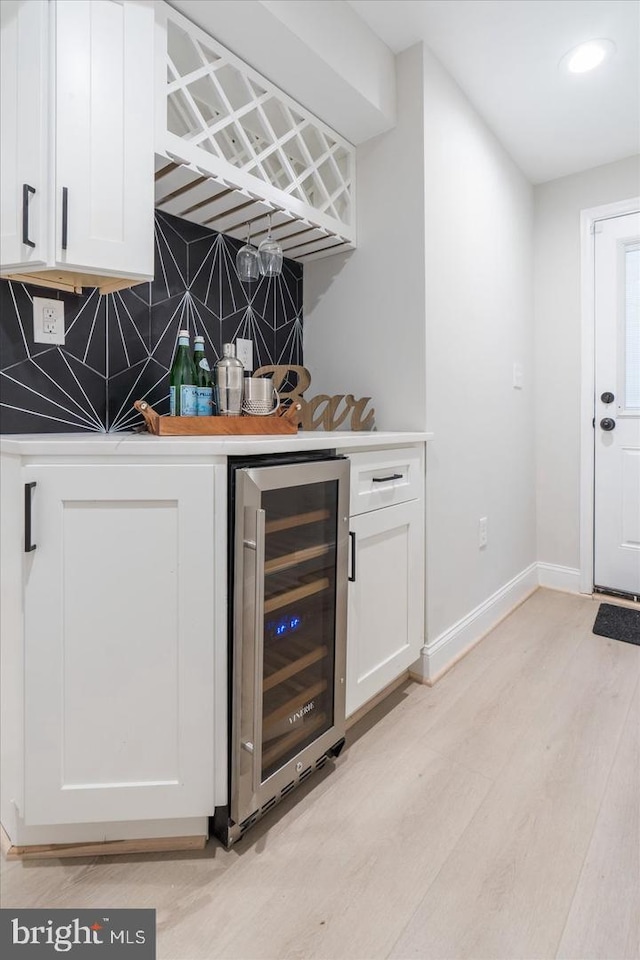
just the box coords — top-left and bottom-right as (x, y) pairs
(154, 2), (357, 264)
(0, 0), (155, 294)
(0, 0), (48, 270)
(54, 0), (154, 278)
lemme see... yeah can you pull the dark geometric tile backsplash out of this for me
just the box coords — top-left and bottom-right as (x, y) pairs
(0, 210), (303, 433)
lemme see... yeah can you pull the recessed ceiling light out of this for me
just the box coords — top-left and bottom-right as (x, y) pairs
(560, 39), (616, 74)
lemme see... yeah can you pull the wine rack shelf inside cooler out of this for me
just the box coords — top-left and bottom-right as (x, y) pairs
(263, 677), (328, 739)
(262, 713), (328, 771)
(264, 543), (332, 576)
(263, 641), (330, 692)
(263, 577), (330, 615)
(264, 508), (330, 535)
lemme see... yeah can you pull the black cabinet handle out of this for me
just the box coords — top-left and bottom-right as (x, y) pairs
(61, 187), (68, 250)
(348, 531), (356, 582)
(22, 184), (36, 247)
(24, 482), (36, 553)
(372, 473), (403, 483)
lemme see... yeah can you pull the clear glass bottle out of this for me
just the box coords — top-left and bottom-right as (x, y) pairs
(169, 329), (198, 416)
(193, 336), (214, 416)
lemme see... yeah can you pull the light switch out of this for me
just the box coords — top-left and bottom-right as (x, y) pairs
(512, 362), (524, 389)
(236, 338), (253, 372)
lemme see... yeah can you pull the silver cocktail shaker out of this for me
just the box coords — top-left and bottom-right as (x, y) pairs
(214, 343), (244, 416)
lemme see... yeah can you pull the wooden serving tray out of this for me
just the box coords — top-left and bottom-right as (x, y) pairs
(134, 400), (300, 436)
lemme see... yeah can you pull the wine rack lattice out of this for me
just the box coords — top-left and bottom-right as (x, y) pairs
(155, 4), (356, 262)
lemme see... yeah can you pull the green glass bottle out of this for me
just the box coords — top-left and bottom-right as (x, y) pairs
(193, 336), (214, 416)
(169, 329), (198, 416)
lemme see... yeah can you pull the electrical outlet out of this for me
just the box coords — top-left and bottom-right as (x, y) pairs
(236, 338), (253, 372)
(479, 517), (488, 549)
(33, 297), (65, 345)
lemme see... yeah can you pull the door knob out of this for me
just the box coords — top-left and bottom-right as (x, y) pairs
(600, 418), (616, 431)
(600, 391), (614, 404)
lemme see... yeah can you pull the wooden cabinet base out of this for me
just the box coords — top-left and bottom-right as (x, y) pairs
(1, 825), (206, 861)
(2, 271), (148, 296)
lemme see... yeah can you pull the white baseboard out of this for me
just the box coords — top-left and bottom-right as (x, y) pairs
(413, 562), (539, 684)
(412, 560), (586, 686)
(537, 562), (582, 594)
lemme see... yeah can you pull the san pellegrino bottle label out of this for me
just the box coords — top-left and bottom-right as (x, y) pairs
(195, 386), (213, 415)
(180, 384), (198, 415)
(193, 338), (213, 416)
(169, 330), (198, 416)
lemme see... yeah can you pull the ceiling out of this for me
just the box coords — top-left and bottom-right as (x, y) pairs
(346, 0), (640, 183)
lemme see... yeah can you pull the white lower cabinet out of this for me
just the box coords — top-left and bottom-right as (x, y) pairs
(346, 448), (425, 718)
(19, 463), (216, 826)
(0, 438), (427, 848)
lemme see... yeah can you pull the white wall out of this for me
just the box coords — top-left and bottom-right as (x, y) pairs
(421, 45), (536, 643)
(534, 155), (640, 574)
(306, 42), (537, 661)
(304, 44), (427, 432)
(168, 0), (396, 143)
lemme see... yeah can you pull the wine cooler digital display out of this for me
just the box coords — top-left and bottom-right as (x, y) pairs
(217, 453), (349, 847)
(266, 614), (303, 640)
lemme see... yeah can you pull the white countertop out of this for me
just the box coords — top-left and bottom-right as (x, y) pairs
(0, 430), (433, 458)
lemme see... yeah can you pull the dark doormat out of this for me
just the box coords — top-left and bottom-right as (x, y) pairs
(593, 603), (640, 646)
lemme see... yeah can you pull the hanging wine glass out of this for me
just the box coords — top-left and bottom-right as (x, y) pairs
(235, 223), (260, 282)
(258, 213), (283, 277)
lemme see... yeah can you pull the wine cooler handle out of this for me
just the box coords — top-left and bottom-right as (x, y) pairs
(252, 508), (266, 792)
(24, 482), (37, 552)
(348, 530), (356, 582)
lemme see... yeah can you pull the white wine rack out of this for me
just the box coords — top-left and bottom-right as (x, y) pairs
(154, 3), (356, 263)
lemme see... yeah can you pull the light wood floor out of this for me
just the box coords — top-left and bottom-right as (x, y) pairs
(2, 588), (639, 960)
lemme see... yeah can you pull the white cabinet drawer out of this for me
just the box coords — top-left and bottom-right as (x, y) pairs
(348, 446), (423, 516)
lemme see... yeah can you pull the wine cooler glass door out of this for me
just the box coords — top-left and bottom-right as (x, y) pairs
(233, 458), (349, 828)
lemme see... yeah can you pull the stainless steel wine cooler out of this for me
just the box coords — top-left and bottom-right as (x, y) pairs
(214, 452), (350, 846)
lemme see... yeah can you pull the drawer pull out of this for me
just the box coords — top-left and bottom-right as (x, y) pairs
(348, 531), (356, 582)
(371, 473), (403, 483)
(24, 482), (36, 552)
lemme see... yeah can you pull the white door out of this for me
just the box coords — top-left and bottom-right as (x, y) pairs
(23, 463), (216, 826)
(594, 211), (640, 596)
(0, 0), (48, 270)
(54, 0), (154, 277)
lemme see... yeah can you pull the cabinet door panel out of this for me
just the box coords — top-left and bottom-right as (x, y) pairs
(0, 0), (48, 270)
(54, 0), (154, 276)
(347, 500), (424, 717)
(23, 464), (215, 825)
